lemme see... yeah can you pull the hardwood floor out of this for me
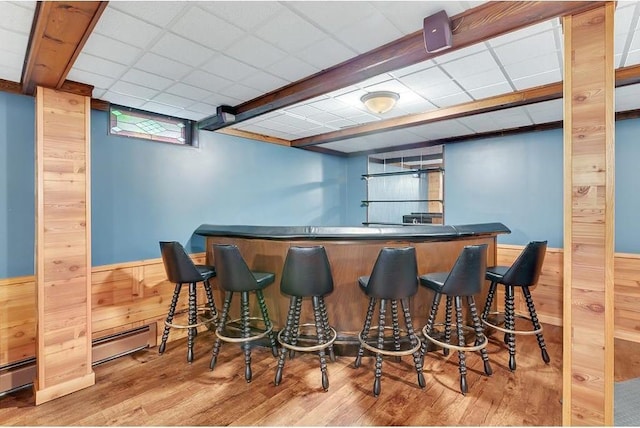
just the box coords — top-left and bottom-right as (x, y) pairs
(1, 325), (565, 426)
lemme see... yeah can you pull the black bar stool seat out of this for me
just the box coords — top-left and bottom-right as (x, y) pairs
(481, 240), (550, 371)
(158, 241), (218, 363)
(210, 244), (278, 383)
(354, 246), (426, 397)
(419, 244), (492, 395)
(274, 246), (337, 391)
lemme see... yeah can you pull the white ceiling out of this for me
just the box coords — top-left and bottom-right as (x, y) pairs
(1, 1), (640, 155)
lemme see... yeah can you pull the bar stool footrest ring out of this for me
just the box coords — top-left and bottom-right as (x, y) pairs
(215, 317), (273, 343)
(481, 311), (543, 335)
(164, 306), (218, 329)
(278, 323), (337, 353)
(358, 326), (422, 357)
(422, 323), (488, 352)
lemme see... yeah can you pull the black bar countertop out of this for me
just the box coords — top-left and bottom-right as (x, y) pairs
(194, 223), (511, 241)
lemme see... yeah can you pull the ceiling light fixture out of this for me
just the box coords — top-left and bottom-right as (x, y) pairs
(360, 91), (400, 114)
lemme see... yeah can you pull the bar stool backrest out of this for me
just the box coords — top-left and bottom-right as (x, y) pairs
(441, 244), (488, 296)
(501, 240), (547, 287)
(213, 244), (260, 292)
(367, 247), (418, 300)
(281, 246), (334, 297)
(159, 241), (203, 283)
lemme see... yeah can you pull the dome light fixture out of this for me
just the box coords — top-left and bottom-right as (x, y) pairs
(360, 91), (400, 114)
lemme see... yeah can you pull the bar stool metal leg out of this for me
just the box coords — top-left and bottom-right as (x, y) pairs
(420, 292), (441, 363)
(320, 297), (336, 362)
(203, 279), (218, 321)
(289, 297), (303, 360)
(468, 296), (492, 376)
(443, 295), (453, 356)
(481, 281), (498, 322)
(159, 282), (182, 355)
(312, 296), (329, 391)
(187, 282), (197, 363)
(373, 299), (387, 397)
(505, 285), (517, 371)
(355, 297), (376, 368)
(210, 291), (232, 371)
(275, 297), (298, 386)
(523, 286), (550, 364)
(401, 298), (426, 388)
(241, 291), (252, 382)
(257, 289), (278, 357)
(454, 296), (468, 395)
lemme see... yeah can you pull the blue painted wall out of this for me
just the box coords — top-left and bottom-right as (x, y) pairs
(615, 119), (640, 253)
(444, 129), (564, 247)
(344, 155), (368, 225)
(91, 109), (350, 266)
(0, 92), (35, 278)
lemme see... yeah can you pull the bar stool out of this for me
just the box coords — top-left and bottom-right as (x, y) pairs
(158, 241), (218, 363)
(481, 240), (550, 371)
(209, 244), (278, 382)
(419, 244), (492, 395)
(354, 246), (426, 397)
(274, 246), (337, 391)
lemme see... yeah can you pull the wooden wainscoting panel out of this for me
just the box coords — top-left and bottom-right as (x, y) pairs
(614, 253), (640, 342)
(496, 245), (564, 327)
(0, 276), (37, 366)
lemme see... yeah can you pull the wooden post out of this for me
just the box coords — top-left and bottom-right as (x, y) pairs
(562, 3), (615, 425)
(34, 87), (94, 404)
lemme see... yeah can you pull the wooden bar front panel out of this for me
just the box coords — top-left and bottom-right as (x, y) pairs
(205, 236), (496, 337)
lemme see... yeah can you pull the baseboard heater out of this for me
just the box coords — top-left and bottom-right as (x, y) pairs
(0, 323), (156, 396)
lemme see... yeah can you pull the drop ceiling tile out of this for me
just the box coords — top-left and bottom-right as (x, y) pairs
(432, 43), (487, 65)
(166, 82), (213, 101)
(390, 60), (437, 79)
(120, 68), (174, 91)
(218, 83), (263, 101)
(625, 49), (640, 66)
(362, 79), (410, 95)
(399, 66), (454, 91)
(0, 27), (28, 55)
(455, 69), (508, 91)
(66, 69), (116, 91)
(102, 91), (147, 109)
(616, 84), (640, 111)
(170, 6), (245, 51)
(503, 52), (560, 81)
(82, 33), (142, 65)
(468, 82), (513, 100)
(457, 108), (532, 133)
(255, 8), (327, 54)
(488, 20), (554, 48)
(110, 80), (159, 100)
(241, 71), (289, 93)
(152, 93), (195, 109)
(334, 89), (369, 109)
(0, 49), (23, 69)
(94, 7), (162, 49)
(139, 101), (181, 116)
(350, 112), (383, 125)
(396, 99), (438, 115)
(72, 52), (129, 78)
(372, 2), (463, 34)
(198, 93), (244, 108)
(629, 29), (640, 52)
(150, 33), (215, 68)
(198, 1), (284, 31)
(408, 119), (476, 140)
(0, 2), (34, 33)
(413, 80), (466, 101)
(177, 110), (204, 121)
(440, 51), (499, 80)
(92, 88), (107, 99)
(110, 1), (188, 27)
(266, 56), (320, 83)
(226, 35), (288, 69)
(0, 63), (21, 82)
(307, 111), (343, 123)
(296, 38), (357, 70)
(325, 118), (360, 129)
(188, 102), (218, 115)
(309, 97), (352, 112)
(181, 70), (233, 92)
(524, 99), (563, 124)
(289, 1), (379, 35)
(511, 69), (562, 91)
(332, 105), (373, 119)
(493, 30), (558, 66)
(135, 52), (192, 81)
(201, 54), (259, 82)
(335, 11), (403, 54)
(429, 92), (474, 108)
(285, 104), (323, 117)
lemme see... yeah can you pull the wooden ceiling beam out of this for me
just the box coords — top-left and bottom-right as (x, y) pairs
(22, 1), (107, 96)
(200, 1), (604, 131)
(292, 63), (640, 148)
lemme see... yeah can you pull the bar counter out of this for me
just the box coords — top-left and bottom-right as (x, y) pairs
(195, 223), (510, 348)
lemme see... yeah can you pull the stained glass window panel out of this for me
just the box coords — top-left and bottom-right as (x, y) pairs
(109, 105), (194, 146)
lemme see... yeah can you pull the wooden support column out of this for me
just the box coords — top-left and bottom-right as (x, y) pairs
(562, 3), (615, 425)
(34, 86), (94, 404)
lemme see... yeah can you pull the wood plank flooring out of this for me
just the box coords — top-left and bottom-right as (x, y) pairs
(1, 324), (565, 425)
